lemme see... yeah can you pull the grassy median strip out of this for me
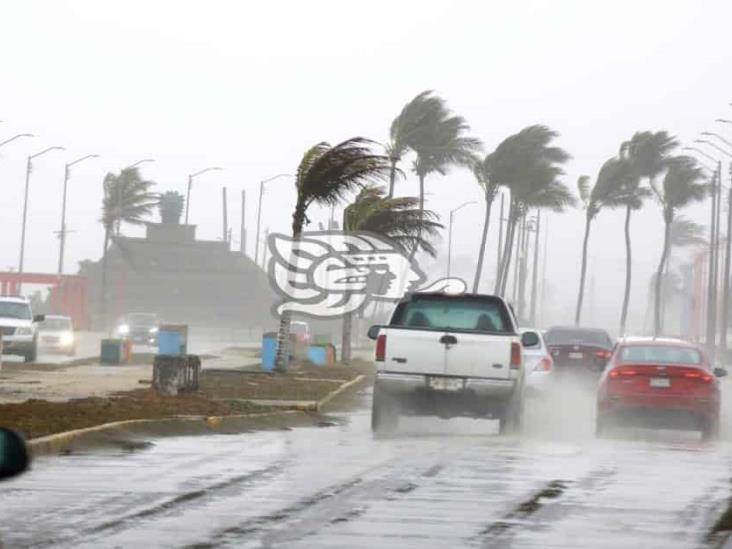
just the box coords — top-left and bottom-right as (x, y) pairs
(0, 359), (372, 440)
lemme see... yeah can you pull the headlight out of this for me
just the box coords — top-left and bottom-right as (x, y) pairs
(60, 332), (74, 345)
(149, 327), (159, 334)
(118, 324), (130, 334)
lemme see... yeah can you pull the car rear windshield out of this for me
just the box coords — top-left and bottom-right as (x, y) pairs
(545, 328), (611, 348)
(40, 318), (72, 330)
(0, 302), (31, 320)
(391, 295), (513, 334)
(620, 345), (702, 365)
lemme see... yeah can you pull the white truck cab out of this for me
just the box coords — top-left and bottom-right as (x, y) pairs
(368, 291), (524, 434)
(0, 296), (44, 363)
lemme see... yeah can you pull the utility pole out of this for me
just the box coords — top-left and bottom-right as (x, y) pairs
(255, 174), (292, 265)
(707, 165), (720, 358)
(58, 154), (99, 274)
(495, 193), (505, 292)
(530, 210), (541, 326)
(222, 186), (228, 243)
(185, 167), (222, 225)
(240, 189), (247, 255)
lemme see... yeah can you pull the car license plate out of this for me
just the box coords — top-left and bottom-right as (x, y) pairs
(429, 377), (462, 391)
(650, 377), (670, 388)
(568, 352), (583, 359)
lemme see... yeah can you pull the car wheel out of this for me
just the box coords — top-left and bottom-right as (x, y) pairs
(24, 344), (37, 364)
(371, 383), (398, 434)
(702, 418), (720, 441)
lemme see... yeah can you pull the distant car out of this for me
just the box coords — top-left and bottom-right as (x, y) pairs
(116, 313), (159, 345)
(544, 326), (613, 377)
(38, 315), (76, 356)
(520, 328), (554, 395)
(0, 296), (44, 363)
(290, 321), (311, 346)
(596, 337), (725, 440)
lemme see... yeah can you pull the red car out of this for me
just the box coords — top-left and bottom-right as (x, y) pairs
(596, 338), (726, 439)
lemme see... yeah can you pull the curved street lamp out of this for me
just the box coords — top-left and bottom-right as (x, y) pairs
(19, 146), (65, 278)
(447, 201), (477, 278)
(0, 133), (33, 151)
(255, 173), (293, 264)
(57, 154), (100, 274)
(185, 167), (222, 225)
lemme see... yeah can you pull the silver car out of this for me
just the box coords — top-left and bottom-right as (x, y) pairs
(520, 328), (554, 396)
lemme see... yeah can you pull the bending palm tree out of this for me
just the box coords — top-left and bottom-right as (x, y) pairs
(340, 185), (442, 363)
(99, 167), (158, 326)
(386, 90), (446, 198)
(472, 154), (500, 292)
(273, 138), (392, 372)
(650, 156), (706, 336)
(574, 159), (630, 325)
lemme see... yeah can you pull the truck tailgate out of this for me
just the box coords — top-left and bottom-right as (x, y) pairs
(383, 328), (446, 375)
(444, 332), (513, 379)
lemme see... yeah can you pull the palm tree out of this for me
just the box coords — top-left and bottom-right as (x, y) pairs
(410, 105), (481, 255)
(472, 154), (500, 292)
(650, 156), (707, 335)
(574, 158), (631, 325)
(99, 167), (158, 326)
(340, 184), (442, 363)
(159, 191), (185, 224)
(273, 138), (393, 372)
(489, 126), (573, 299)
(386, 91), (446, 198)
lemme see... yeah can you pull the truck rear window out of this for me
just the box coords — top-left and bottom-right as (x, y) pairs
(391, 295), (512, 334)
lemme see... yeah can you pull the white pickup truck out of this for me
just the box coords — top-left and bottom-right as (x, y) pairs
(368, 291), (527, 434)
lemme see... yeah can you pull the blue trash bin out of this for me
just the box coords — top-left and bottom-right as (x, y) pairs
(306, 345), (327, 366)
(261, 332), (277, 371)
(158, 324), (188, 355)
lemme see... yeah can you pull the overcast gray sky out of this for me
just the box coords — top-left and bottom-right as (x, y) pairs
(1, 0), (730, 332)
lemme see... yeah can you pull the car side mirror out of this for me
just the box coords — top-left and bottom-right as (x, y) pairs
(714, 367), (727, 378)
(367, 325), (381, 341)
(33, 314), (45, 323)
(521, 332), (539, 348)
(0, 428), (29, 480)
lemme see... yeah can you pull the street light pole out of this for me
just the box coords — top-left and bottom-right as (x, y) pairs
(447, 201), (477, 279)
(254, 174), (292, 265)
(185, 167), (223, 225)
(19, 146), (65, 281)
(0, 133), (33, 151)
(58, 154), (99, 274)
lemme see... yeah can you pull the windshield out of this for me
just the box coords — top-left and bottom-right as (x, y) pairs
(391, 295), (512, 333)
(545, 328), (611, 348)
(0, 302), (32, 321)
(621, 345), (702, 365)
(40, 318), (72, 331)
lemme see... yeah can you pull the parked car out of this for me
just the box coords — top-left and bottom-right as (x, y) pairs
(0, 296), (44, 363)
(544, 326), (613, 377)
(38, 315), (76, 356)
(520, 328), (554, 396)
(368, 291), (525, 434)
(115, 313), (159, 345)
(596, 337), (725, 440)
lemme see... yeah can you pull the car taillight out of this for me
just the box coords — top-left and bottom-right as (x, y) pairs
(594, 350), (612, 360)
(510, 342), (522, 369)
(683, 370), (713, 382)
(535, 356), (552, 372)
(609, 367), (637, 377)
(375, 334), (386, 362)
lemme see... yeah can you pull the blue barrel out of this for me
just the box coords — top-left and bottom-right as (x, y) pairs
(158, 330), (182, 355)
(261, 332), (277, 371)
(307, 345), (328, 366)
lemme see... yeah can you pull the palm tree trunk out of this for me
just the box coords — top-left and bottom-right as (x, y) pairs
(409, 173), (426, 263)
(574, 213), (593, 326)
(518, 215), (531, 321)
(654, 215), (672, 336)
(497, 203), (518, 296)
(473, 191), (493, 293)
(273, 197), (307, 372)
(387, 158), (398, 198)
(341, 312), (353, 365)
(619, 204), (633, 336)
(99, 227), (110, 330)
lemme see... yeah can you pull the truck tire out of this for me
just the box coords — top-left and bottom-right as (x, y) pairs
(499, 394), (523, 435)
(371, 384), (398, 434)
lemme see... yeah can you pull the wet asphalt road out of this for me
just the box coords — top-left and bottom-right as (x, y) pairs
(2, 385), (732, 548)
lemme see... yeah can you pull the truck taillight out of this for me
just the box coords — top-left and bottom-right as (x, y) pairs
(375, 334), (386, 362)
(510, 342), (521, 369)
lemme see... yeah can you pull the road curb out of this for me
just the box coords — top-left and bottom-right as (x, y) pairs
(26, 374), (367, 457)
